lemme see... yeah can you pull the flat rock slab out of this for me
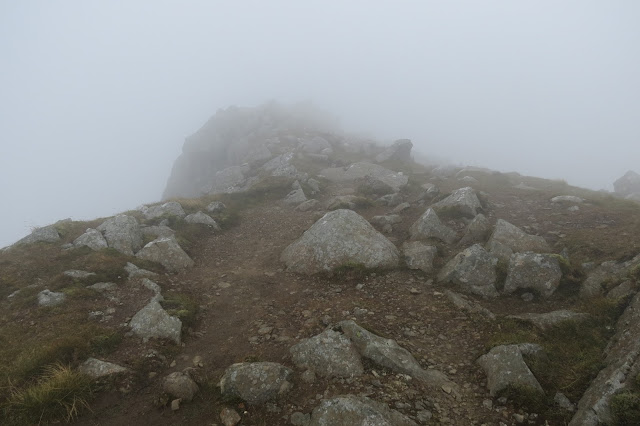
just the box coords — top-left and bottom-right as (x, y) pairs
(437, 244), (498, 298)
(290, 329), (364, 378)
(129, 300), (182, 344)
(508, 310), (590, 330)
(504, 252), (562, 298)
(79, 358), (129, 379)
(486, 219), (550, 262)
(281, 209), (400, 274)
(432, 186), (482, 218)
(409, 208), (457, 244)
(309, 395), (417, 426)
(477, 344), (544, 396)
(136, 237), (194, 272)
(219, 362), (293, 405)
(124, 262), (158, 279)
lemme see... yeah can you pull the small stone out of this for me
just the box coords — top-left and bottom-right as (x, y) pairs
(409, 287), (422, 295)
(171, 399), (181, 411)
(220, 407), (241, 426)
(482, 399), (493, 410)
(301, 369), (316, 384)
(417, 410), (433, 422)
(441, 384), (453, 394)
(521, 293), (535, 302)
(193, 355), (203, 367)
(513, 413), (525, 423)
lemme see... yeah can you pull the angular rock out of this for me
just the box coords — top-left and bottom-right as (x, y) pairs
(580, 254), (640, 298)
(206, 201), (227, 213)
(357, 175), (394, 196)
(486, 219), (550, 262)
(124, 262), (157, 279)
(163, 371), (199, 402)
(338, 320), (451, 387)
(459, 214), (491, 246)
(142, 201), (186, 220)
(326, 195), (367, 211)
(129, 300), (182, 344)
(320, 162), (408, 192)
(607, 280), (637, 300)
(97, 215), (143, 256)
(503, 252), (562, 298)
(37, 289), (66, 307)
(508, 310), (590, 330)
(432, 187), (482, 218)
(296, 199), (319, 212)
(284, 188), (307, 205)
(79, 358), (129, 379)
(445, 290), (496, 320)
(207, 166), (247, 193)
(309, 395), (417, 426)
(375, 139), (413, 163)
(220, 407), (242, 426)
(301, 135), (332, 154)
(219, 362), (293, 405)
(377, 193), (403, 207)
(290, 329), (364, 378)
(409, 208), (457, 244)
(370, 215), (402, 226)
(281, 210), (400, 274)
(184, 211), (220, 229)
(613, 170), (640, 197)
(437, 244), (498, 298)
(570, 292), (640, 425)
(402, 241), (437, 273)
(135, 237), (194, 272)
(477, 344), (544, 396)
(391, 202), (410, 214)
(73, 228), (108, 251)
(419, 183), (440, 201)
(261, 153), (298, 178)
(15, 225), (60, 245)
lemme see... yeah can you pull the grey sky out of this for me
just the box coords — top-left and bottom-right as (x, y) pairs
(1, 1), (639, 247)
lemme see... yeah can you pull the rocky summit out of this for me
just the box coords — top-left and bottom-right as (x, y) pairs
(2, 103), (640, 425)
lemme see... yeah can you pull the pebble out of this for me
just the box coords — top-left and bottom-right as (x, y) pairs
(170, 399), (181, 411)
(220, 407), (241, 426)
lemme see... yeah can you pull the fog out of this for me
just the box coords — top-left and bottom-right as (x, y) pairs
(1, 1), (639, 247)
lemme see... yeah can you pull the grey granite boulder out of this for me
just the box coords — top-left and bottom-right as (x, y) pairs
(486, 219), (550, 262)
(408, 208), (457, 244)
(135, 237), (194, 272)
(284, 188), (307, 205)
(163, 371), (199, 402)
(129, 300), (182, 344)
(141, 225), (175, 239)
(124, 262), (157, 279)
(432, 187), (482, 218)
(309, 395), (417, 426)
(296, 199), (320, 212)
(38, 289), (66, 307)
(320, 162), (408, 192)
(73, 228), (108, 251)
(357, 175), (394, 196)
(184, 211), (220, 229)
(206, 201), (226, 213)
(142, 201), (186, 220)
(445, 290), (496, 320)
(459, 214), (491, 246)
(219, 362), (293, 405)
(281, 210), (400, 274)
(64, 270), (96, 279)
(97, 215), (143, 256)
(477, 344), (544, 396)
(290, 329), (364, 378)
(375, 138), (413, 163)
(437, 244), (498, 298)
(261, 153), (298, 178)
(402, 241), (437, 273)
(338, 320), (451, 388)
(508, 310), (590, 330)
(207, 166), (247, 194)
(607, 280), (637, 300)
(580, 254), (640, 298)
(79, 358), (129, 379)
(15, 225), (60, 245)
(503, 252), (562, 298)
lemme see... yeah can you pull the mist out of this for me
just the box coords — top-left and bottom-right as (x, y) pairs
(1, 1), (639, 247)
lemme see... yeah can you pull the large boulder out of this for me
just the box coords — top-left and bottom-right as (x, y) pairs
(219, 362), (293, 405)
(290, 329), (364, 378)
(73, 228), (108, 251)
(281, 210), (400, 274)
(459, 214), (491, 246)
(184, 211), (220, 228)
(613, 170), (640, 197)
(437, 244), (498, 298)
(142, 202), (186, 220)
(408, 209), (457, 244)
(15, 225), (60, 246)
(432, 187), (482, 218)
(503, 252), (563, 298)
(570, 292), (640, 425)
(135, 237), (194, 272)
(97, 215), (143, 256)
(402, 241), (437, 273)
(338, 320), (451, 387)
(477, 344), (545, 396)
(309, 395), (417, 426)
(375, 139), (413, 163)
(485, 219), (550, 262)
(580, 254), (640, 298)
(129, 300), (182, 344)
(320, 162), (408, 192)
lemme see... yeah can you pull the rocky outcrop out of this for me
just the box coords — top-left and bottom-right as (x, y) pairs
(309, 395), (417, 426)
(129, 300), (182, 344)
(402, 241), (437, 273)
(290, 329), (364, 378)
(477, 344), (545, 396)
(485, 219), (550, 262)
(219, 362), (293, 405)
(281, 209), (400, 274)
(73, 228), (108, 251)
(320, 162), (408, 192)
(503, 253), (563, 298)
(97, 215), (143, 256)
(408, 208), (457, 244)
(613, 170), (640, 197)
(437, 244), (498, 298)
(374, 139), (413, 163)
(135, 237), (194, 272)
(432, 187), (482, 218)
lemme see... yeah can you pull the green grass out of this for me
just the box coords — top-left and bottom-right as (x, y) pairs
(161, 293), (199, 329)
(611, 391), (640, 425)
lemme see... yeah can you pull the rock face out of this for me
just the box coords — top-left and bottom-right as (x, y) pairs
(320, 162), (409, 192)
(402, 241), (437, 273)
(437, 244), (498, 298)
(408, 209), (457, 244)
(569, 292), (640, 426)
(338, 320), (451, 387)
(613, 170), (640, 196)
(374, 139), (413, 163)
(135, 237), (194, 272)
(486, 219), (550, 261)
(129, 300), (182, 344)
(79, 358), (129, 378)
(290, 329), (364, 378)
(309, 395), (417, 426)
(207, 166), (247, 194)
(477, 344), (544, 396)
(508, 310), (590, 330)
(281, 210), (400, 274)
(97, 215), (143, 256)
(73, 228), (108, 251)
(432, 187), (482, 218)
(503, 253), (563, 298)
(219, 362), (293, 405)
(184, 211), (220, 228)
(163, 371), (199, 402)
(38, 290), (66, 307)
(15, 225), (60, 245)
